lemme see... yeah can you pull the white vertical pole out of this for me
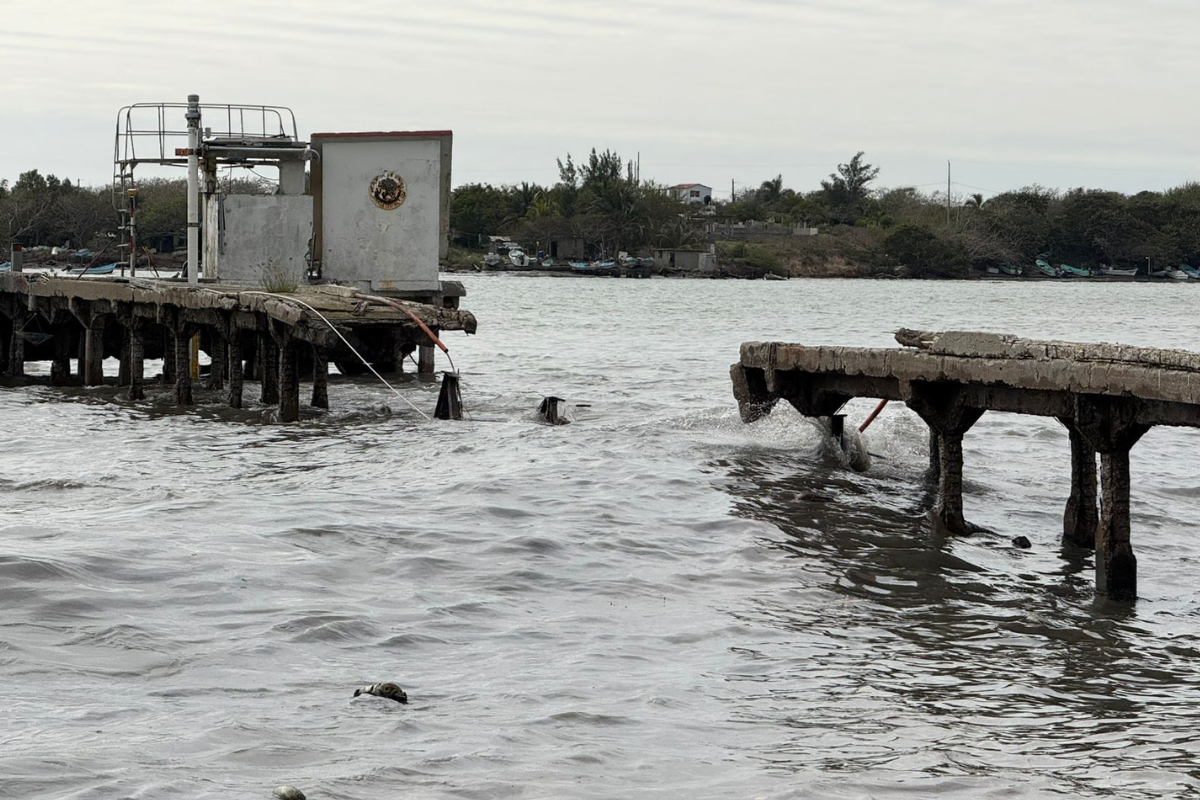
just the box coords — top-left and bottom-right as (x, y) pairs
(946, 161), (951, 226)
(186, 94), (201, 285)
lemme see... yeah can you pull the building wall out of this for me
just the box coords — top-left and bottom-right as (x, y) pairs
(204, 194), (312, 284)
(314, 133), (450, 294)
(675, 185), (713, 204)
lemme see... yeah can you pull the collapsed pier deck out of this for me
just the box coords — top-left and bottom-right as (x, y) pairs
(0, 274), (477, 421)
(731, 329), (1200, 600)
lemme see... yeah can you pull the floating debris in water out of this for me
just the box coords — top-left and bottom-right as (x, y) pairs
(1012, 535), (1032, 549)
(353, 682), (409, 704)
(273, 786), (306, 800)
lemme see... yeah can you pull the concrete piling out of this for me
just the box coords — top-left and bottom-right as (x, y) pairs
(8, 309), (26, 377)
(207, 331), (226, 391)
(904, 384), (984, 535)
(127, 322), (145, 401)
(418, 342), (436, 377)
(311, 346), (329, 409)
(1061, 423), (1098, 549)
(82, 314), (106, 387)
(50, 323), (73, 386)
(173, 327), (194, 406)
(277, 337), (300, 423)
(260, 334), (279, 405)
(227, 332), (244, 409)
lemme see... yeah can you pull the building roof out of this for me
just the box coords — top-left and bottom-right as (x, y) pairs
(671, 183), (710, 190)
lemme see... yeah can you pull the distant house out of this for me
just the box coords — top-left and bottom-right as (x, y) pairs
(670, 183), (713, 205)
(654, 247), (717, 273)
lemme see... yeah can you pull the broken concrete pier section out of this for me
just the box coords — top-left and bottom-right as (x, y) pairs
(731, 328), (1200, 601)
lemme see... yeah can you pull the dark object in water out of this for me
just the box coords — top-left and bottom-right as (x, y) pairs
(538, 396), (569, 425)
(273, 786), (306, 800)
(353, 682), (408, 704)
(434, 372), (462, 420)
(1012, 535), (1032, 549)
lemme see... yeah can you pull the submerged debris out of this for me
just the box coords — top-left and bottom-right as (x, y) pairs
(272, 786), (306, 800)
(353, 682), (409, 704)
(1012, 535), (1032, 549)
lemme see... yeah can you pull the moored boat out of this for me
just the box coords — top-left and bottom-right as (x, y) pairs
(1059, 263), (1092, 277)
(1035, 259), (1060, 277)
(1099, 265), (1139, 277)
(67, 262), (117, 275)
(999, 263), (1022, 276)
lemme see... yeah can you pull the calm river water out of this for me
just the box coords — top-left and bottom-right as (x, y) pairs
(4, 276), (1200, 799)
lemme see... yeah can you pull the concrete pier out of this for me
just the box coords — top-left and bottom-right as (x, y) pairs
(732, 329), (1200, 600)
(0, 274), (476, 420)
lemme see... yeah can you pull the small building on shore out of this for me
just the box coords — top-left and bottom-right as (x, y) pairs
(653, 247), (716, 273)
(670, 183), (713, 205)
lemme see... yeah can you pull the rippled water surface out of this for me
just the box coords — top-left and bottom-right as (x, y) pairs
(4, 277), (1200, 799)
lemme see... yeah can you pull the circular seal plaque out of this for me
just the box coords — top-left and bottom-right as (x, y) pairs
(369, 171), (407, 210)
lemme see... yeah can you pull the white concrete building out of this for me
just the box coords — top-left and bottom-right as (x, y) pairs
(670, 183), (713, 205)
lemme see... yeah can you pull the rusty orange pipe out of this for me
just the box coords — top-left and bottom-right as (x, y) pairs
(359, 293), (449, 353)
(859, 399), (889, 433)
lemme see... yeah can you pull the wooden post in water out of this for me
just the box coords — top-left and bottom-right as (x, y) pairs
(311, 345), (329, 409)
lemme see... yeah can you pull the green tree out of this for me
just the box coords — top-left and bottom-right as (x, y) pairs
(820, 152), (880, 224)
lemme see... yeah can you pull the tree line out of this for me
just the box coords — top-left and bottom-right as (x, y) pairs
(7, 155), (1198, 280)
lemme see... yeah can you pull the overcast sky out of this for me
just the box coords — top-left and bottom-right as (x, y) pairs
(2, 0), (1196, 199)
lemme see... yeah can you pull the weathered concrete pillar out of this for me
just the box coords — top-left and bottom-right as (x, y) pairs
(7, 309), (26, 377)
(207, 331), (226, 391)
(50, 323), (73, 385)
(161, 329), (175, 385)
(117, 328), (131, 387)
(127, 322), (145, 401)
(1061, 423), (1098, 549)
(1072, 395), (1148, 600)
(311, 345), (329, 409)
(83, 314), (106, 387)
(173, 328), (193, 406)
(1096, 448), (1138, 600)
(729, 364), (780, 423)
(418, 342), (436, 377)
(904, 382), (984, 534)
(260, 333), (279, 405)
(278, 339), (299, 422)
(928, 429), (941, 481)
(0, 311), (11, 375)
(227, 330), (244, 409)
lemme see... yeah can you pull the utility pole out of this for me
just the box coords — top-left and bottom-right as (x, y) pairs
(946, 161), (951, 226)
(731, 178), (735, 202)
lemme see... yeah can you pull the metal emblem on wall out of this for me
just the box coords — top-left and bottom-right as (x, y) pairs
(369, 171), (407, 210)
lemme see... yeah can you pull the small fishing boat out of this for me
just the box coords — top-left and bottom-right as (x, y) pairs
(508, 249), (531, 268)
(1179, 264), (1200, 279)
(1059, 263), (1092, 277)
(68, 262), (117, 275)
(0, 262), (10, 272)
(1149, 267), (1189, 280)
(1035, 259), (1060, 277)
(1099, 265), (1139, 277)
(999, 263), (1022, 276)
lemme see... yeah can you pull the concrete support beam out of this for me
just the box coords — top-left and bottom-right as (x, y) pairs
(127, 322), (145, 401)
(117, 330), (131, 387)
(83, 316), (106, 386)
(207, 331), (226, 391)
(928, 429), (941, 481)
(173, 327), (194, 406)
(418, 342), (436, 377)
(1061, 422), (1099, 549)
(1072, 395), (1149, 600)
(50, 323), (73, 385)
(311, 346), (329, 409)
(227, 330), (244, 409)
(904, 382), (985, 534)
(161, 329), (175, 385)
(7, 309), (26, 377)
(260, 333), (279, 405)
(277, 337), (299, 422)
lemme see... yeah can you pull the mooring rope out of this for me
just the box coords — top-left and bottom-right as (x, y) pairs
(240, 291), (432, 421)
